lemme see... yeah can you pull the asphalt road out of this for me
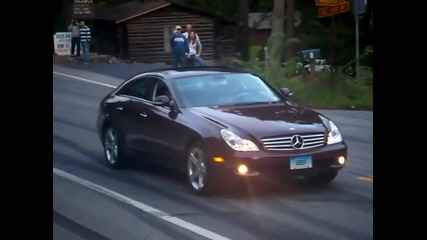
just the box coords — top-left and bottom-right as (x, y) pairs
(53, 64), (373, 240)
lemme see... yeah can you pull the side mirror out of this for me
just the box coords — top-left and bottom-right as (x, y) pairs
(169, 100), (177, 109)
(168, 100), (178, 119)
(280, 87), (293, 97)
(153, 95), (170, 106)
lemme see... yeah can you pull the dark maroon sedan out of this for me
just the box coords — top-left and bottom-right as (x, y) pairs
(97, 67), (347, 195)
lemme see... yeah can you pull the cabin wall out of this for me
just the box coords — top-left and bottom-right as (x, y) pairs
(125, 6), (216, 63)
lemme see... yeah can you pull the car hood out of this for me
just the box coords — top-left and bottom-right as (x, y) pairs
(188, 102), (328, 138)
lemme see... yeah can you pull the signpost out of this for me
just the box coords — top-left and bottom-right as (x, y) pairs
(316, 0), (349, 7)
(315, 0), (350, 83)
(53, 32), (83, 56)
(317, 3), (350, 18)
(53, 32), (72, 56)
(353, 0), (367, 15)
(72, 0), (95, 19)
(315, 0), (367, 81)
(353, 0), (367, 80)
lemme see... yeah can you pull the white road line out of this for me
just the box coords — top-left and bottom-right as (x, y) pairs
(53, 167), (231, 240)
(53, 71), (116, 88)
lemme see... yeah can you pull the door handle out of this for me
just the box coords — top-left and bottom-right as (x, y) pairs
(139, 112), (148, 118)
(115, 107), (123, 111)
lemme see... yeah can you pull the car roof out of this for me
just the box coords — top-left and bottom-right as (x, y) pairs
(133, 66), (252, 80)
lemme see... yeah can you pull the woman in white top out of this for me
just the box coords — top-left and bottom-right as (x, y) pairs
(186, 31), (205, 66)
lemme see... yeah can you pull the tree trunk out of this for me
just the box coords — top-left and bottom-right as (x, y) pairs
(270, 0), (285, 68)
(284, 0), (295, 61)
(237, 0), (250, 60)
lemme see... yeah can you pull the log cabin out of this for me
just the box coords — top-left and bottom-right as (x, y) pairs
(94, 0), (238, 64)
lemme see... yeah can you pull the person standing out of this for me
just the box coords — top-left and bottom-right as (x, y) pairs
(79, 21), (91, 64)
(68, 19), (80, 56)
(169, 25), (189, 68)
(187, 31), (204, 66)
(182, 23), (200, 43)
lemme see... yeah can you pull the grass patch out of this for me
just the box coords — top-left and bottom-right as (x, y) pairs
(273, 72), (373, 110)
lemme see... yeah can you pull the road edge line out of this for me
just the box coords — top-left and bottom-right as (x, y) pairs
(53, 71), (116, 88)
(53, 167), (231, 240)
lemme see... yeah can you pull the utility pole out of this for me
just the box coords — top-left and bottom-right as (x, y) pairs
(353, 0), (367, 80)
(355, 12), (360, 80)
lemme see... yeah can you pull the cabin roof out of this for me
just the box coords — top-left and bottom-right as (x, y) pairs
(95, 0), (237, 24)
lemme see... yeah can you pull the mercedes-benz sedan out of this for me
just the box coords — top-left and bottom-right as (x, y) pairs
(97, 67), (348, 195)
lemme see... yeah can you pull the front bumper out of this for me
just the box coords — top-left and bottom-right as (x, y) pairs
(209, 142), (347, 177)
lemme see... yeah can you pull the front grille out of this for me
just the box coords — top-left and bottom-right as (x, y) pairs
(261, 133), (326, 151)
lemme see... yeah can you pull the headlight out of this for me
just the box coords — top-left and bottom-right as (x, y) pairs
(327, 120), (343, 144)
(220, 129), (259, 151)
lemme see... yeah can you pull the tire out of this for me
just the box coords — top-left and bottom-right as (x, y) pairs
(102, 125), (128, 169)
(304, 170), (338, 184)
(186, 142), (215, 195)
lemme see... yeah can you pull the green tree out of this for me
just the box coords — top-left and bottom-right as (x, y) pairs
(269, 0), (285, 67)
(284, 0), (296, 61)
(237, 0), (250, 60)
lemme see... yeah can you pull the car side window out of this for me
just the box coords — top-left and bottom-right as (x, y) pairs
(153, 79), (171, 100)
(119, 77), (156, 101)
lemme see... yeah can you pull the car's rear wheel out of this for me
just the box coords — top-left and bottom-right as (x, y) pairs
(305, 170), (338, 184)
(103, 125), (127, 169)
(186, 142), (214, 195)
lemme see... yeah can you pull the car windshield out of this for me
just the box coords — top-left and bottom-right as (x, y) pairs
(173, 73), (284, 107)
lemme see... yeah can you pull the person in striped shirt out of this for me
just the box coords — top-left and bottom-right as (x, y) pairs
(79, 21), (91, 64)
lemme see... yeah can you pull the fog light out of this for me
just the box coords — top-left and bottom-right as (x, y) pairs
(338, 156), (345, 165)
(213, 157), (224, 163)
(237, 164), (248, 174)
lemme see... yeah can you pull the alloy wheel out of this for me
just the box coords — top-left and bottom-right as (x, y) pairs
(187, 147), (207, 191)
(104, 128), (118, 165)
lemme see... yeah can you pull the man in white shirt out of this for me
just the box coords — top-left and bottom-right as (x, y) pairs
(183, 24), (201, 45)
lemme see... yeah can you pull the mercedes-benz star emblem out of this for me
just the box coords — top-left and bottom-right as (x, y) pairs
(291, 135), (304, 149)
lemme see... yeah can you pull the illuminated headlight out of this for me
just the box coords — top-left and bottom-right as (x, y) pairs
(220, 129), (259, 151)
(327, 120), (343, 144)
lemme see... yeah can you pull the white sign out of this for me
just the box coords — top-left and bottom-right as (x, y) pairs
(74, 0), (93, 3)
(53, 32), (72, 56)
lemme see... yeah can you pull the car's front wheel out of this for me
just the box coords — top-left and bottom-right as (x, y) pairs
(305, 170), (338, 184)
(186, 142), (214, 195)
(103, 125), (127, 169)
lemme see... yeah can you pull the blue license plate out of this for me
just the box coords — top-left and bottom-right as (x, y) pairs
(290, 155), (313, 170)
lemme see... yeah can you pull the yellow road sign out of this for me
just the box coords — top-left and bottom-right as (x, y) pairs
(317, 3), (350, 18)
(316, 0), (349, 7)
